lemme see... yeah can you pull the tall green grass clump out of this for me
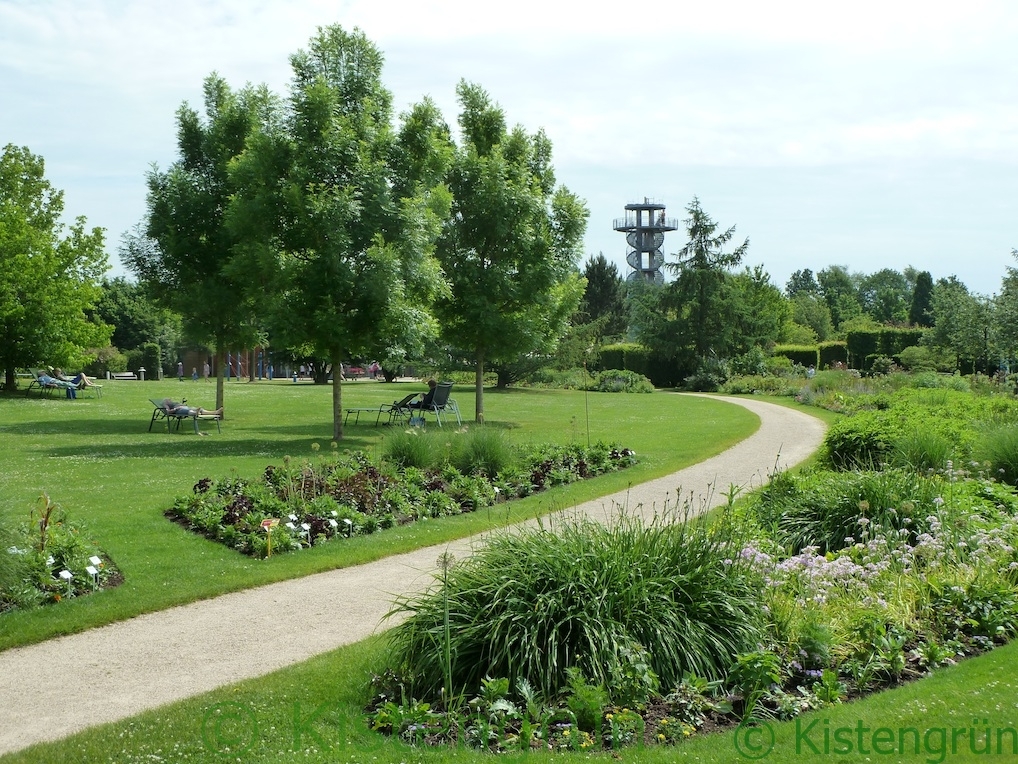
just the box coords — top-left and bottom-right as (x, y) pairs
(891, 428), (954, 472)
(450, 426), (516, 477)
(752, 469), (944, 553)
(385, 510), (763, 702)
(381, 428), (435, 469)
(975, 424), (1018, 486)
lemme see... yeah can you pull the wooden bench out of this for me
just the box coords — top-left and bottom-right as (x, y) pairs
(112, 372), (139, 381)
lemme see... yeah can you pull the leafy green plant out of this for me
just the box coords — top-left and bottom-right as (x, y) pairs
(564, 667), (608, 732)
(728, 649), (782, 720)
(663, 673), (729, 729)
(812, 669), (848, 704)
(608, 640), (660, 708)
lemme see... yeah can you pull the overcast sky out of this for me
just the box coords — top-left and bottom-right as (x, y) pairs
(3, 0), (1016, 295)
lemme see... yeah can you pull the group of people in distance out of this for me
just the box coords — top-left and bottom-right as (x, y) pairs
(37, 367), (98, 399)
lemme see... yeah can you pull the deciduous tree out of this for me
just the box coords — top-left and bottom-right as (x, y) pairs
(0, 145), (110, 389)
(228, 26), (451, 439)
(124, 75), (274, 411)
(435, 81), (587, 421)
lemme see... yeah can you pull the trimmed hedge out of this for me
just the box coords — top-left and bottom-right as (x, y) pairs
(846, 329), (923, 369)
(596, 343), (681, 388)
(772, 344), (818, 368)
(819, 341), (848, 368)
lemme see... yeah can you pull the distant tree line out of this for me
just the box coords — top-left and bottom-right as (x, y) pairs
(4, 25), (1018, 417)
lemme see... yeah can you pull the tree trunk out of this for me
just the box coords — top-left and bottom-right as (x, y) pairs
(4, 366), (15, 392)
(474, 348), (484, 423)
(215, 347), (226, 416)
(332, 349), (344, 441)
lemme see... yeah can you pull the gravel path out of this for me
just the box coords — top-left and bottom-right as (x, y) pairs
(0, 395), (826, 756)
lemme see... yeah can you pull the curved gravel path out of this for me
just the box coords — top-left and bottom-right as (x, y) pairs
(0, 395), (826, 756)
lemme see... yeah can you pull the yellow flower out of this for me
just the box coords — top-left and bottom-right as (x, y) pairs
(657, 733), (666, 742)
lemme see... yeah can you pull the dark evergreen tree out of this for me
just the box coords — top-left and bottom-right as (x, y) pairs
(909, 270), (935, 327)
(578, 253), (627, 339)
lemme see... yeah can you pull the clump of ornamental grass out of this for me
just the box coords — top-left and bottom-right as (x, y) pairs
(752, 468), (943, 554)
(891, 428), (954, 472)
(449, 425), (516, 477)
(385, 507), (764, 703)
(975, 424), (1018, 487)
(381, 428), (436, 470)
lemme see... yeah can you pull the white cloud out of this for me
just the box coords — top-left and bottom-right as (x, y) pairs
(1, 0), (1016, 293)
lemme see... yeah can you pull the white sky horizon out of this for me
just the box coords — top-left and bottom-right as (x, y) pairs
(3, 0), (1016, 296)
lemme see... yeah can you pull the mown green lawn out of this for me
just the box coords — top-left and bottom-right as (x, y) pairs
(6, 380), (1012, 764)
(0, 379), (758, 650)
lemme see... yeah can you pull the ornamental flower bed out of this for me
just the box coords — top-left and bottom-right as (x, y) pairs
(1, 493), (121, 613)
(366, 464), (1018, 752)
(165, 439), (636, 558)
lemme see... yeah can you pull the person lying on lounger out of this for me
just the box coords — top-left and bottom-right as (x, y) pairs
(38, 371), (77, 390)
(161, 399), (223, 418)
(54, 368), (97, 388)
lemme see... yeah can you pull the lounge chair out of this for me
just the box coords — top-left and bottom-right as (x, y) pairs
(27, 369), (75, 397)
(418, 381), (461, 427)
(149, 399), (222, 434)
(376, 393), (419, 426)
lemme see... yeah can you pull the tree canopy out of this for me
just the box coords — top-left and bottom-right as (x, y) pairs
(0, 144), (110, 389)
(434, 81), (588, 421)
(123, 75), (275, 411)
(227, 26), (451, 439)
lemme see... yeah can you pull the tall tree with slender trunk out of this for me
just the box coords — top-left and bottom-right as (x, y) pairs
(435, 81), (588, 421)
(228, 26), (451, 440)
(124, 75), (275, 414)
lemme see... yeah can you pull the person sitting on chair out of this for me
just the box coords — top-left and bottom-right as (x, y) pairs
(407, 379), (437, 410)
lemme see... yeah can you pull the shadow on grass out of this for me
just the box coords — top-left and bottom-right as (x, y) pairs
(39, 436), (377, 459)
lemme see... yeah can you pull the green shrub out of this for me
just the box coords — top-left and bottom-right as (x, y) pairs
(897, 346), (937, 372)
(592, 369), (654, 393)
(386, 511), (763, 701)
(684, 357), (729, 392)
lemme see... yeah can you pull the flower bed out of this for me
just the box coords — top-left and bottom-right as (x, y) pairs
(365, 464), (1018, 752)
(1, 494), (121, 613)
(165, 440), (636, 558)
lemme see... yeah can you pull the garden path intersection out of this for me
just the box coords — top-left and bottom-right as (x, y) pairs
(0, 395), (826, 756)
